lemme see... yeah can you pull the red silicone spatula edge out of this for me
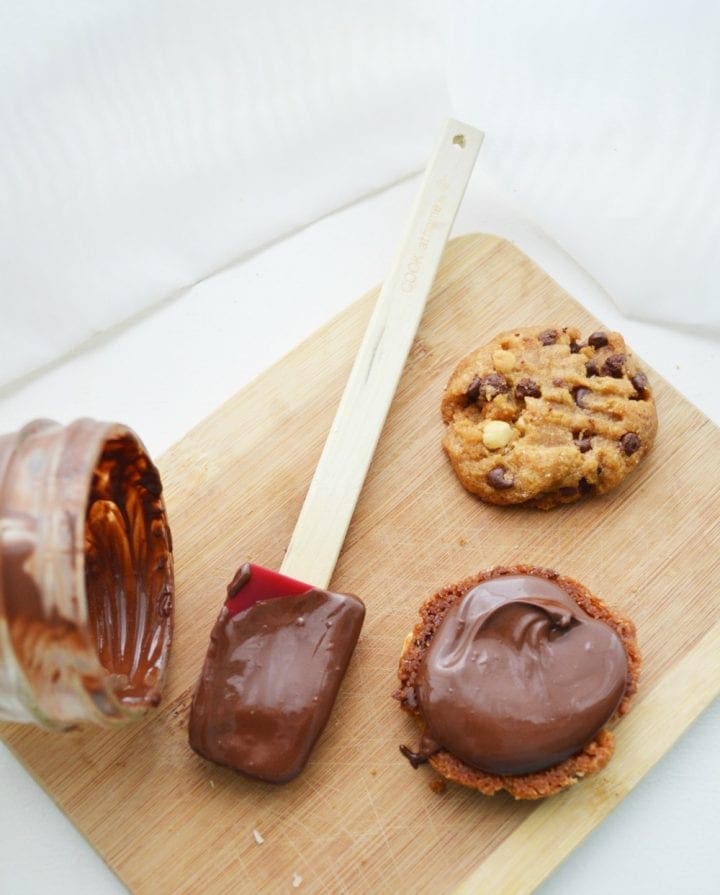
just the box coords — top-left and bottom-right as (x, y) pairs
(224, 562), (313, 617)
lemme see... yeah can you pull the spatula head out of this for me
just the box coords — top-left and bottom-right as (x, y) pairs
(224, 562), (312, 616)
(189, 562), (365, 783)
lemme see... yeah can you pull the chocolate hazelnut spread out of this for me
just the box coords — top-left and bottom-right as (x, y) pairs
(83, 434), (174, 709)
(0, 419), (173, 726)
(412, 574), (628, 775)
(189, 569), (365, 783)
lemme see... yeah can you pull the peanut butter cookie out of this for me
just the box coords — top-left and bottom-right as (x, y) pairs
(441, 326), (658, 509)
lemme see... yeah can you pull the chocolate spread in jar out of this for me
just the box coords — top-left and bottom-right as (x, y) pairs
(83, 434), (174, 710)
(189, 566), (365, 783)
(0, 419), (173, 726)
(411, 574), (628, 775)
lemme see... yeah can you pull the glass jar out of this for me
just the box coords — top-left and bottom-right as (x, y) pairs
(0, 418), (174, 728)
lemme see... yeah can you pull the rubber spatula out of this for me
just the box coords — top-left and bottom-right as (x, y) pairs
(189, 120), (483, 781)
(231, 120), (483, 611)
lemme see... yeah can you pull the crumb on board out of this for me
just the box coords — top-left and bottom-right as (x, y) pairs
(370, 768), (378, 776)
(429, 778), (447, 794)
(209, 780), (215, 789)
(253, 829), (264, 845)
(292, 872), (303, 888)
(458, 537), (467, 546)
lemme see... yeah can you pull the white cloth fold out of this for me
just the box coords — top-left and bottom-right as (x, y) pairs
(448, 0), (720, 332)
(0, 0), (449, 386)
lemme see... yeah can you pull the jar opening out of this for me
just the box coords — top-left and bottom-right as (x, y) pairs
(84, 434), (173, 712)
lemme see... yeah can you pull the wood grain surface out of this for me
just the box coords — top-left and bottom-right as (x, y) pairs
(3, 234), (720, 895)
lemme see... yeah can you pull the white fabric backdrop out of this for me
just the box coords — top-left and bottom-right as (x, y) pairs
(0, 0), (448, 386)
(448, 0), (720, 331)
(4, 1), (720, 390)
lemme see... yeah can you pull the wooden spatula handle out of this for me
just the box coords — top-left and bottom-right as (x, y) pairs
(280, 120), (483, 588)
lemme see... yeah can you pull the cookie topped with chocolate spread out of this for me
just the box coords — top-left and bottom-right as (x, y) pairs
(441, 326), (658, 509)
(395, 566), (640, 799)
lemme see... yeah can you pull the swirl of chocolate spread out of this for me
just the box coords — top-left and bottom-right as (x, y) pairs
(414, 574), (628, 775)
(189, 565), (365, 784)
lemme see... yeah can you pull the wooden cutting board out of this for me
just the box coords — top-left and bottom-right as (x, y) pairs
(3, 234), (720, 895)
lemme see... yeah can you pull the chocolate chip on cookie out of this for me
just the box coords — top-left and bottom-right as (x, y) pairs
(588, 331), (609, 348)
(630, 371), (650, 398)
(465, 376), (482, 402)
(538, 329), (558, 346)
(441, 326), (658, 509)
(515, 378), (541, 399)
(602, 354), (626, 378)
(620, 432), (641, 455)
(572, 386), (592, 408)
(486, 466), (514, 489)
(573, 430), (593, 452)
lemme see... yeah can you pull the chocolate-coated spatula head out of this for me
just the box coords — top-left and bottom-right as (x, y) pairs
(224, 562), (311, 616)
(189, 120), (483, 782)
(189, 571), (366, 783)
